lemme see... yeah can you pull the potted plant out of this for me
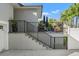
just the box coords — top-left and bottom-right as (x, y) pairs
(11, 20), (17, 32)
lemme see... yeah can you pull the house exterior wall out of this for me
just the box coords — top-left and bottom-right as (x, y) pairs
(0, 3), (14, 52)
(14, 7), (42, 32)
(14, 7), (42, 22)
(0, 3), (13, 21)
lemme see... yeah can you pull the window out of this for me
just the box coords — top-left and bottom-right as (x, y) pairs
(0, 25), (3, 29)
(71, 16), (79, 28)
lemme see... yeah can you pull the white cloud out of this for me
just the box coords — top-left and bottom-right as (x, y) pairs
(51, 10), (60, 14)
(42, 10), (60, 16)
(42, 12), (49, 16)
(42, 12), (54, 18)
(42, 10), (60, 19)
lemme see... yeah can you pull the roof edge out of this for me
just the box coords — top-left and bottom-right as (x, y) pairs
(18, 3), (24, 6)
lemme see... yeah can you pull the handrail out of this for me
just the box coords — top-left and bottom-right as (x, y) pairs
(26, 22), (67, 49)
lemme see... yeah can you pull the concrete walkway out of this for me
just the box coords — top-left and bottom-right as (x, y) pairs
(46, 32), (65, 37)
(69, 52), (79, 56)
(0, 49), (76, 56)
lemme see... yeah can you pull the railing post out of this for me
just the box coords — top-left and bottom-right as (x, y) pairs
(27, 22), (28, 33)
(54, 37), (55, 49)
(37, 23), (39, 41)
(66, 37), (68, 49)
(50, 36), (51, 48)
(24, 20), (25, 33)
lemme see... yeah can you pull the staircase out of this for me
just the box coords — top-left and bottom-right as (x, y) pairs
(26, 33), (52, 49)
(9, 20), (67, 50)
(9, 33), (50, 50)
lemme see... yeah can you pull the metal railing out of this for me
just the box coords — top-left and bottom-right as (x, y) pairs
(9, 20), (67, 49)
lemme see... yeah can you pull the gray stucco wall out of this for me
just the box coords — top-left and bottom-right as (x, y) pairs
(14, 8), (41, 22)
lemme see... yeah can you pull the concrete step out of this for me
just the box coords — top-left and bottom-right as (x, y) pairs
(25, 34), (52, 50)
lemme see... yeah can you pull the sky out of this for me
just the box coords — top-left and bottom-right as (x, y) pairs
(23, 3), (72, 20)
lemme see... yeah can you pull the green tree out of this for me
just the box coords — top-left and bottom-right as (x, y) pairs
(48, 18), (56, 23)
(60, 3), (79, 23)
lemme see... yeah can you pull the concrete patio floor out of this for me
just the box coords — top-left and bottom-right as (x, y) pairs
(0, 49), (78, 56)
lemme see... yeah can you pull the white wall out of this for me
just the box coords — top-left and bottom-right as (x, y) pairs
(0, 3), (14, 52)
(68, 28), (79, 42)
(0, 22), (8, 52)
(0, 30), (4, 51)
(68, 28), (79, 49)
(9, 33), (46, 50)
(68, 35), (79, 49)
